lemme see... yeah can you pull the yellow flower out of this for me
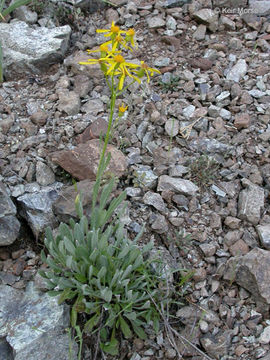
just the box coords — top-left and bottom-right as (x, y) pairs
(135, 61), (161, 82)
(125, 28), (137, 48)
(96, 21), (126, 39)
(119, 103), (128, 114)
(106, 55), (141, 90)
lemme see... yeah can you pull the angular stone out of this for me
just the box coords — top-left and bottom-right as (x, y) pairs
(0, 282), (77, 360)
(57, 91), (81, 116)
(0, 182), (21, 246)
(147, 16), (166, 28)
(235, 248), (270, 305)
(53, 180), (95, 223)
(226, 59), (248, 83)
(165, 119), (179, 137)
(238, 179), (264, 225)
(13, 5), (38, 24)
(35, 161), (55, 186)
(229, 239), (249, 256)
(134, 166), (158, 189)
(51, 139), (127, 181)
(0, 21), (71, 80)
(151, 214), (168, 234)
(259, 326), (270, 345)
(30, 110), (48, 126)
(17, 183), (62, 238)
(81, 98), (104, 115)
(143, 191), (166, 212)
(76, 118), (108, 144)
(193, 24), (206, 41)
(189, 138), (233, 154)
(256, 224), (270, 250)
(200, 331), (233, 359)
(193, 9), (219, 32)
(234, 113), (250, 129)
(158, 175), (199, 196)
(190, 58), (213, 71)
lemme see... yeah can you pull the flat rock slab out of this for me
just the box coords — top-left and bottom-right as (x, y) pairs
(51, 139), (127, 181)
(158, 175), (199, 196)
(0, 282), (76, 360)
(238, 179), (265, 225)
(0, 21), (71, 80)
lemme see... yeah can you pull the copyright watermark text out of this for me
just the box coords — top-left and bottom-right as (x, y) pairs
(214, 7), (254, 16)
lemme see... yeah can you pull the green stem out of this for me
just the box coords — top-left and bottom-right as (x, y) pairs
(96, 74), (117, 181)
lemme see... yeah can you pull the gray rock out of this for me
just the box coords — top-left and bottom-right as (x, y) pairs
(158, 175), (199, 196)
(36, 161), (55, 186)
(134, 165), (158, 189)
(0, 182), (21, 246)
(57, 91), (81, 116)
(208, 105), (221, 117)
(143, 191), (166, 212)
(13, 5), (38, 24)
(147, 16), (166, 29)
(0, 282), (77, 360)
(226, 59), (248, 83)
(166, 15), (177, 30)
(169, 165), (188, 177)
(200, 331), (233, 359)
(248, 89), (266, 99)
(0, 337), (13, 359)
(249, 0), (270, 16)
(193, 9), (219, 32)
(0, 21), (71, 80)
(193, 24), (206, 41)
(153, 57), (170, 67)
(165, 119), (179, 137)
(151, 214), (168, 234)
(238, 179), (264, 225)
(190, 138), (233, 154)
(17, 183), (63, 238)
(256, 224), (270, 250)
(235, 248), (270, 305)
(259, 326), (270, 345)
(183, 105), (195, 119)
(81, 98), (104, 115)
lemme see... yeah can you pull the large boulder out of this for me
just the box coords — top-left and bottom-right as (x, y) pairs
(0, 21), (71, 80)
(0, 282), (77, 360)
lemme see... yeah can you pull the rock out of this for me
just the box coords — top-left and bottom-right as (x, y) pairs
(213, 0), (247, 6)
(13, 5), (38, 24)
(53, 180), (95, 222)
(57, 91), (81, 116)
(147, 17), (166, 28)
(51, 139), (127, 181)
(143, 191), (166, 212)
(190, 58), (213, 71)
(200, 331), (233, 359)
(64, 51), (103, 79)
(235, 248), (270, 305)
(259, 326), (270, 345)
(256, 224), (270, 250)
(224, 216), (241, 229)
(169, 165), (188, 177)
(17, 183), (62, 238)
(158, 175), (199, 196)
(0, 21), (71, 80)
(81, 98), (104, 115)
(134, 165), (158, 189)
(165, 119), (179, 137)
(189, 138), (233, 154)
(250, 0), (270, 16)
(183, 105), (195, 119)
(0, 282), (77, 360)
(226, 59), (248, 83)
(73, 74), (93, 98)
(238, 179), (265, 225)
(220, 15), (236, 31)
(234, 113), (250, 129)
(0, 182), (21, 246)
(35, 161), (55, 186)
(151, 214), (168, 234)
(193, 9), (219, 32)
(30, 110), (48, 126)
(76, 118), (108, 143)
(193, 24), (206, 41)
(229, 239), (249, 256)
(242, 13), (262, 31)
(165, 348), (177, 358)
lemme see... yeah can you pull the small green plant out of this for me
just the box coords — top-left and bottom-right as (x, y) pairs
(40, 180), (163, 356)
(158, 74), (180, 92)
(188, 154), (220, 187)
(0, 0), (33, 83)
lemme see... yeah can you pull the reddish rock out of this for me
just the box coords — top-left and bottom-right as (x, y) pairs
(76, 118), (108, 144)
(30, 110), (48, 126)
(234, 113), (250, 129)
(51, 139), (127, 181)
(190, 58), (213, 71)
(229, 239), (249, 256)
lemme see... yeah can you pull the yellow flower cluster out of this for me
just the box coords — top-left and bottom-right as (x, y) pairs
(79, 22), (160, 90)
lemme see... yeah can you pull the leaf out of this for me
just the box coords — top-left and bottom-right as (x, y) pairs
(100, 338), (119, 356)
(75, 194), (83, 218)
(119, 315), (132, 339)
(101, 288), (112, 303)
(75, 273), (87, 283)
(63, 236), (76, 255)
(130, 321), (147, 340)
(124, 311), (137, 321)
(2, 0), (32, 17)
(57, 288), (77, 305)
(84, 313), (100, 333)
(74, 223), (84, 245)
(97, 266), (107, 281)
(71, 303), (78, 328)
(153, 316), (160, 333)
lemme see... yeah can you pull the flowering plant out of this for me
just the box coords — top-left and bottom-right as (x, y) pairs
(79, 21), (160, 182)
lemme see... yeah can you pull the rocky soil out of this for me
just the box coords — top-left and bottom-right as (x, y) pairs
(0, 0), (270, 359)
